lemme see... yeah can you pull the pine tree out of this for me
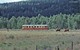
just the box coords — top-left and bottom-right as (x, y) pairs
(17, 16), (26, 29)
(9, 16), (17, 29)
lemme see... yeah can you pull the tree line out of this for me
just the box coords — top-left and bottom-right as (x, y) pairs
(0, 13), (80, 29)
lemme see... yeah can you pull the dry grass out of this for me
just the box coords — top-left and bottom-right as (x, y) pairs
(0, 30), (80, 50)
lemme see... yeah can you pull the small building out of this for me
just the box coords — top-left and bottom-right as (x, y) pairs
(22, 25), (49, 30)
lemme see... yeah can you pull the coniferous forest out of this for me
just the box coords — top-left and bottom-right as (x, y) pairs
(0, 0), (80, 29)
(0, 0), (80, 17)
(0, 14), (80, 29)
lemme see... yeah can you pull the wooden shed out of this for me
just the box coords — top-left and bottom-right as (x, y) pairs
(22, 25), (48, 30)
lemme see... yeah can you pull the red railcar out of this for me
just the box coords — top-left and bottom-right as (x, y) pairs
(22, 25), (49, 30)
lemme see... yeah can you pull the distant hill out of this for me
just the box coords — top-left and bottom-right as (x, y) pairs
(0, 0), (80, 18)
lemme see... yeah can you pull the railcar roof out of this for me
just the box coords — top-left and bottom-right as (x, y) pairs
(22, 25), (48, 26)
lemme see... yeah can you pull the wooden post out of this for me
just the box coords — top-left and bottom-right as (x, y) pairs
(55, 46), (59, 50)
(71, 41), (73, 50)
(36, 45), (38, 50)
(57, 46), (59, 50)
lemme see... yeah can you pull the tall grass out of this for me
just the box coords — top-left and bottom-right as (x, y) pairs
(0, 30), (80, 50)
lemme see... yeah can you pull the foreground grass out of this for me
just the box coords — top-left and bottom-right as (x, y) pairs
(0, 30), (80, 50)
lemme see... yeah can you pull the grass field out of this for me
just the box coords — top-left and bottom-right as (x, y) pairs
(0, 30), (80, 50)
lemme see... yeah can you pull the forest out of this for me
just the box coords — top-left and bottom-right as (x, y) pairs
(0, 0), (80, 18)
(0, 13), (80, 29)
(0, 0), (80, 29)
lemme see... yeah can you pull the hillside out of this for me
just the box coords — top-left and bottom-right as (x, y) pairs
(0, 0), (80, 18)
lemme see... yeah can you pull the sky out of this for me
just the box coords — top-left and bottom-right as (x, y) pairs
(0, 0), (25, 3)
